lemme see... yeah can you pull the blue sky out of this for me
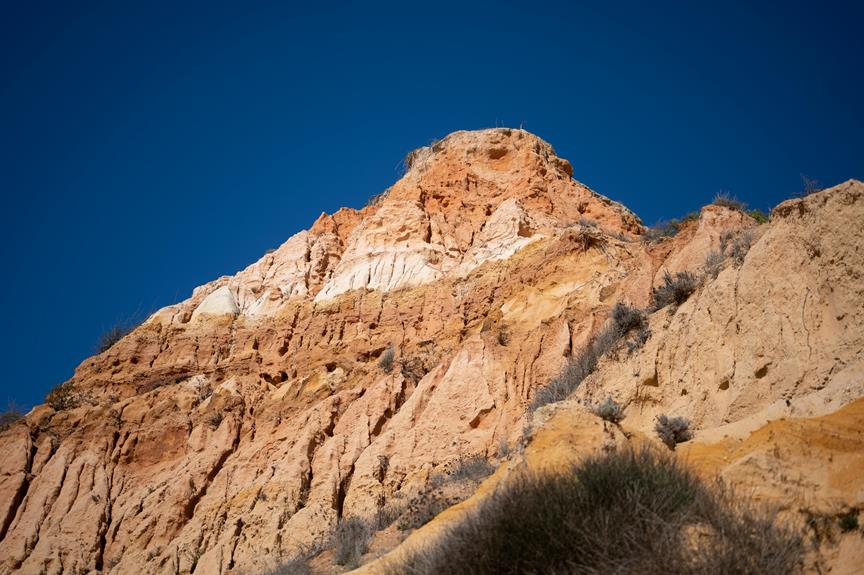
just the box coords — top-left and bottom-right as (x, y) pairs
(1, 0), (862, 410)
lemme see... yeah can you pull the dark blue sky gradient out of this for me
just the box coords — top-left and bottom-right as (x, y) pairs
(1, 1), (862, 409)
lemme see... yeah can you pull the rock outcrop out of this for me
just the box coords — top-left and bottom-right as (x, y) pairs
(0, 128), (861, 575)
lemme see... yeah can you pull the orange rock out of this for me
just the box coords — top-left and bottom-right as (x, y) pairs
(0, 128), (860, 575)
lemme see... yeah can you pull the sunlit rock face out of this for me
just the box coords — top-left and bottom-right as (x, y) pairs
(0, 126), (861, 575)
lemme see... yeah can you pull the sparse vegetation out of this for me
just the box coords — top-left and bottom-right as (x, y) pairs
(96, 318), (143, 354)
(749, 209), (769, 223)
(365, 190), (389, 207)
(610, 302), (647, 337)
(578, 217), (598, 228)
(207, 411), (224, 429)
(592, 396), (625, 424)
(643, 219), (681, 242)
(260, 555), (313, 575)
(332, 516), (373, 568)
(838, 509), (859, 533)
(449, 454), (495, 483)
(45, 381), (81, 411)
(728, 230), (754, 264)
(713, 191), (747, 212)
(0, 402), (23, 431)
(398, 489), (460, 531)
(401, 142), (438, 175)
(497, 329), (510, 346)
(399, 351), (437, 384)
(378, 346), (395, 373)
(374, 500), (406, 530)
(650, 270), (699, 311)
(531, 303), (648, 411)
(801, 174), (822, 197)
(397, 455), (496, 531)
(655, 414), (693, 449)
(704, 249), (725, 279)
(642, 212), (700, 243)
(384, 447), (803, 575)
(497, 438), (512, 460)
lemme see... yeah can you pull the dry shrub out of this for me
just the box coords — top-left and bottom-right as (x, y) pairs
(727, 230), (753, 264)
(397, 456), (495, 531)
(655, 414), (693, 449)
(800, 174), (822, 197)
(378, 347), (395, 373)
(704, 250), (725, 279)
(333, 516), (373, 567)
(643, 219), (681, 242)
(449, 454), (495, 483)
(650, 270), (699, 311)
(0, 402), (23, 431)
(374, 500), (406, 530)
(383, 448), (803, 575)
(592, 396), (625, 424)
(260, 555), (312, 575)
(46, 381), (81, 411)
(713, 191), (747, 211)
(95, 316), (145, 354)
(207, 411), (224, 429)
(530, 304), (647, 411)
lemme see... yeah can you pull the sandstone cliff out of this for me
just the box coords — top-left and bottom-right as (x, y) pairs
(0, 129), (861, 575)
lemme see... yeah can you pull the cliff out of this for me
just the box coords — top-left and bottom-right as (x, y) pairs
(0, 129), (861, 574)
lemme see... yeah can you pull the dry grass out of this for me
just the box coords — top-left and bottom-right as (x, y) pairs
(713, 191), (747, 211)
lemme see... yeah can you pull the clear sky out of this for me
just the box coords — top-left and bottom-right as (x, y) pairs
(1, 1), (861, 410)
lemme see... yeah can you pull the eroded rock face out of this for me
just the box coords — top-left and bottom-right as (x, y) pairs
(0, 127), (860, 575)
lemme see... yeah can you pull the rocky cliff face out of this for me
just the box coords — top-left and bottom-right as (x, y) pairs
(0, 129), (861, 575)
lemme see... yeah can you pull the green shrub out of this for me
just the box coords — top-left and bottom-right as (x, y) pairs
(748, 209), (769, 223)
(655, 414), (693, 449)
(384, 448), (802, 575)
